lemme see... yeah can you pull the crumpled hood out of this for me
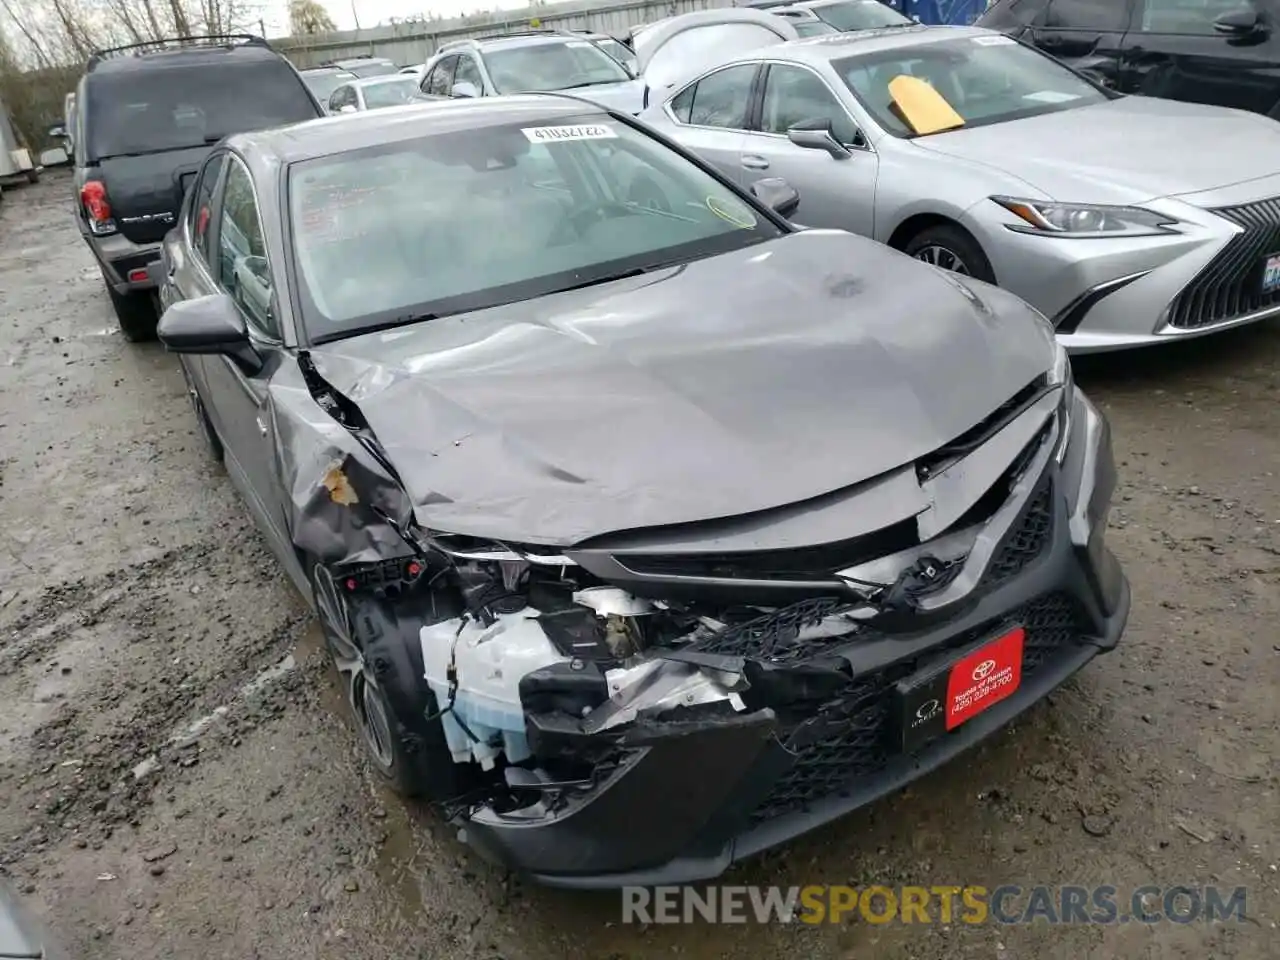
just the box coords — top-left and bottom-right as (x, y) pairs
(311, 230), (1056, 545)
(917, 96), (1280, 204)
(555, 78), (646, 114)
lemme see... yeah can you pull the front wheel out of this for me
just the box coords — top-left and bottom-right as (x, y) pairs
(309, 562), (468, 801)
(903, 224), (996, 284)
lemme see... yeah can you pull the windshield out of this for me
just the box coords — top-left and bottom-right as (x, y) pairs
(303, 70), (357, 102)
(482, 40), (632, 93)
(287, 112), (781, 341)
(835, 35), (1109, 137)
(814, 0), (913, 30)
(86, 61), (319, 159)
(361, 77), (424, 108)
(593, 37), (636, 68)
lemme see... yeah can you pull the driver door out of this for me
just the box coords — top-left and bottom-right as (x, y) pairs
(199, 156), (293, 553)
(738, 62), (878, 235)
(1119, 0), (1278, 113)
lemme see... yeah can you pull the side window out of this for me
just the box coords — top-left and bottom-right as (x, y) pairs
(760, 64), (858, 145)
(424, 56), (457, 96)
(1044, 0), (1131, 30)
(329, 86), (352, 111)
(216, 159), (279, 340)
(670, 63), (757, 129)
(453, 55), (483, 93)
(1134, 0), (1247, 33)
(189, 152), (225, 262)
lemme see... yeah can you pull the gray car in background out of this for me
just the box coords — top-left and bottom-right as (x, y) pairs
(151, 95), (1125, 886)
(640, 21), (1280, 352)
(300, 66), (359, 105)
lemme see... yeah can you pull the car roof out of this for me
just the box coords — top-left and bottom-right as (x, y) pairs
(751, 24), (993, 65)
(87, 41), (283, 75)
(230, 94), (611, 165)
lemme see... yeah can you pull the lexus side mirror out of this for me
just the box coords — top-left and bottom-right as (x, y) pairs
(750, 177), (801, 219)
(338, 104), (358, 114)
(787, 118), (853, 160)
(451, 80), (479, 98)
(1213, 7), (1265, 35)
(158, 293), (262, 374)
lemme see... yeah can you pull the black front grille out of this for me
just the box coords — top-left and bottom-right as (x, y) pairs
(748, 592), (1083, 824)
(980, 481), (1054, 589)
(1167, 197), (1280, 330)
(615, 520), (919, 582)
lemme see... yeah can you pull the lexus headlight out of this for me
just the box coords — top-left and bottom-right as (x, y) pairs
(993, 197), (1178, 238)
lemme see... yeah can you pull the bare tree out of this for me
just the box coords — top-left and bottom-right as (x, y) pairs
(289, 0), (335, 35)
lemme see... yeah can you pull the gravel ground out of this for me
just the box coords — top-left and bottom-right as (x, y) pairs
(1, 172), (1276, 960)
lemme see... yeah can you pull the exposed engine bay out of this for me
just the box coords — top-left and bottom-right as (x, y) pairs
(319, 349), (1101, 825)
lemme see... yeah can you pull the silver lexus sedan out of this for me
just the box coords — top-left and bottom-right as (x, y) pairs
(638, 21), (1280, 352)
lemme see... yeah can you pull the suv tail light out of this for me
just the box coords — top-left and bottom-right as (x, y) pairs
(80, 179), (116, 235)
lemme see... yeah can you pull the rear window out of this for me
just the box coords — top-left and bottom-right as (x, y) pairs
(85, 59), (319, 160)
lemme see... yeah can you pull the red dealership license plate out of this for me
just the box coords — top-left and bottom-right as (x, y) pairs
(897, 626), (1025, 751)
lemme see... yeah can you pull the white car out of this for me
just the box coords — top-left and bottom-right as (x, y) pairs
(327, 75), (433, 113)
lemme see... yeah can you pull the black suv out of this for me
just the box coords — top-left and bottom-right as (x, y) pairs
(979, 0), (1280, 118)
(66, 35), (323, 340)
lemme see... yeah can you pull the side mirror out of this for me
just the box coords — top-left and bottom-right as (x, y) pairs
(158, 294), (262, 374)
(1213, 8), (1265, 35)
(787, 118), (853, 160)
(451, 80), (479, 98)
(47, 124), (67, 139)
(750, 177), (801, 219)
(338, 104), (358, 114)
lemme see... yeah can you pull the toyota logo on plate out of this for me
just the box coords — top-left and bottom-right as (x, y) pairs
(916, 698), (940, 720)
(972, 659), (998, 682)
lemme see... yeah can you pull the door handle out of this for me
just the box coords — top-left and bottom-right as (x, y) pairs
(742, 155), (770, 170)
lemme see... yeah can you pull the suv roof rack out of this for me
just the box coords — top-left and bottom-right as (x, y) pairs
(87, 34), (270, 70)
(470, 28), (572, 42)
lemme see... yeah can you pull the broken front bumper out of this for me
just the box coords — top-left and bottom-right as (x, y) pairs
(457, 394), (1129, 888)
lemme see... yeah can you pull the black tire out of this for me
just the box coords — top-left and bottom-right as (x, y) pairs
(902, 223), (996, 284)
(106, 279), (158, 342)
(309, 561), (469, 801)
(25, 168), (38, 185)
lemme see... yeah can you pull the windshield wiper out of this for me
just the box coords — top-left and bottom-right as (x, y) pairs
(544, 262), (682, 296)
(558, 79), (623, 90)
(311, 311), (450, 345)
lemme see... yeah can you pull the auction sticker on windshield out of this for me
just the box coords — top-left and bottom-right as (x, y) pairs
(522, 124), (618, 143)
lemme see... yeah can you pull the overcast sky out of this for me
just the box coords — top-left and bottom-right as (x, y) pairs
(259, 0), (530, 35)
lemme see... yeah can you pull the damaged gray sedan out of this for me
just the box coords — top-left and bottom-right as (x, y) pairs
(155, 96), (1129, 887)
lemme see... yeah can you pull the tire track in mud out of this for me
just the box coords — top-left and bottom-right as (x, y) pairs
(0, 528), (316, 865)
